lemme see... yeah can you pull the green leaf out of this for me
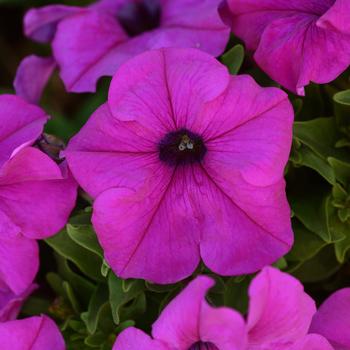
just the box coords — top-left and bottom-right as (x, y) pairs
(101, 260), (111, 278)
(291, 144), (335, 184)
(84, 332), (106, 347)
(63, 281), (81, 313)
(294, 117), (349, 162)
(291, 245), (341, 283)
(145, 281), (180, 293)
(55, 253), (95, 306)
(334, 89), (350, 130)
(327, 201), (350, 263)
(328, 157), (350, 186)
(67, 224), (103, 258)
(221, 44), (245, 75)
(81, 284), (109, 334)
(46, 272), (66, 297)
(119, 293), (146, 322)
(286, 220), (327, 262)
(108, 273), (145, 325)
(289, 186), (332, 242)
(46, 230), (104, 282)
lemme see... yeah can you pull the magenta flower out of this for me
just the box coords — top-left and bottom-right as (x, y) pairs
(220, 0), (350, 95)
(113, 267), (335, 350)
(113, 276), (247, 350)
(0, 315), (65, 349)
(65, 48), (293, 284)
(0, 94), (77, 294)
(24, 0), (229, 92)
(310, 288), (350, 350)
(245, 267), (332, 350)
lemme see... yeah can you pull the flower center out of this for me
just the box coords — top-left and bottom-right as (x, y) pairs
(188, 341), (219, 350)
(117, 0), (161, 37)
(158, 128), (207, 166)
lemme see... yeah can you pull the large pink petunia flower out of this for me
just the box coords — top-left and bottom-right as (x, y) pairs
(0, 94), (77, 294)
(24, 0), (229, 93)
(113, 267), (335, 350)
(0, 315), (65, 349)
(220, 0), (350, 95)
(65, 48), (293, 284)
(310, 288), (350, 350)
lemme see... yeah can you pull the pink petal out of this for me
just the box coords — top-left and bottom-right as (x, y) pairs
(199, 301), (247, 350)
(310, 288), (350, 350)
(199, 74), (293, 187)
(39, 0), (228, 92)
(65, 103), (160, 199)
(223, 0), (333, 50)
(151, 275), (246, 349)
(161, 0), (230, 56)
(0, 234), (38, 295)
(0, 284), (36, 322)
(92, 166), (201, 284)
(254, 13), (350, 95)
(0, 95), (48, 168)
(0, 147), (77, 239)
(246, 267), (316, 349)
(24, 4), (81, 43)
(52, 10), (128, 92)
(108, 48), (229, 130)
(290, 334), (335, 350)
(317, 0), (350, 33)
(14, 55), (56, 104)
(113, 327), (168, 350)
(152, 276), (214, 348)
(224, 0), (350, 94)
(91, 0), (146, 16)
(196, 168), (292, 275)
(0, 316), (65, 350)
(0, 146), (61, 184)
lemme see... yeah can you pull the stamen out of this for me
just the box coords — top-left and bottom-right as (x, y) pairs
(158, 128), (207, 166)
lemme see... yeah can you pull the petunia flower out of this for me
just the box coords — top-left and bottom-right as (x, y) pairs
(113, 275), (247, 350)
(0, 315), (65, 349)
(113, 267), (335, 350)
(220, 0), (350, 95)
(245, 267), (333, 350)
(24, 0), (229, 93)
(65, 48), (293, 284)
(310, 288), (350, 350)
(0, 94), (77, 294)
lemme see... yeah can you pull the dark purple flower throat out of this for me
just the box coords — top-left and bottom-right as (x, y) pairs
(159, 128), (207, 166)
(188, 342), (219, 350)
(117, 0), (161, 37)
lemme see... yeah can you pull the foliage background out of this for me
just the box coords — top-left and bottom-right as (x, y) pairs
(1, 1), (350, 349)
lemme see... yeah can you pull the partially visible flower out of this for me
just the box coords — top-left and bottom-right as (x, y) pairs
(14, 55), (56, 105)
(0, 94), (77, 294)
(310, 288), (350, 350)
(113, 267), (335, 350)
(65, 48), (293, 284)
(0, 284), (36, 322)
(24, 0), (229, 92)
(245, 267), (332, 350)
(0, 315), (65, 350)
(113, 276), (247, 350)
(220, 0), (350, 95)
